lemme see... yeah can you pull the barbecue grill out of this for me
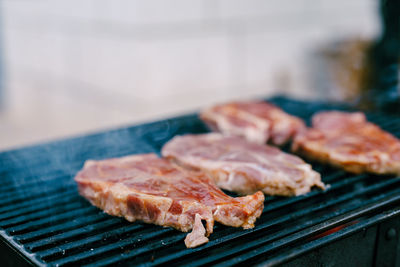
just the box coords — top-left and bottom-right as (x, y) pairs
(0, 96), (399, 266)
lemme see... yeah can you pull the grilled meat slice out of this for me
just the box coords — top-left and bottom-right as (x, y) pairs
(74, 153), (264, 248)
(292, 111), (400, 175)
(162, 133), (324, 196)
(200, 101), (305, 145)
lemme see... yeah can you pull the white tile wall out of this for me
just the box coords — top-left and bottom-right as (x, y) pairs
(96, 0), (206, 25)
(218, 0), (308, 19)
(0, 0), (380, 150)
(77, 35), (232, 100)
(9, 31), (69, 78)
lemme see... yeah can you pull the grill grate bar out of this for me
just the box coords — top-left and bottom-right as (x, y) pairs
(47, 227), (176, 266)
(37, 224), (150, 260)
(26, 218), (125, 252)
(0, 165), (72, 181)
(0, 183), (76, 208)
(320, 170), (347, 182)
(7, 206), (99, 235)
(0, 190), (77, 215)
(263, 173), (366, 213)
(83, 232), (186, 267)
(0, 201), (87, 227)
(0, 194), (83, 221)
(15, 212), (111, 244)
(0, 170), (66, 193)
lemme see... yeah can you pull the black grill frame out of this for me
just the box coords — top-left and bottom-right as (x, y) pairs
(0, 96), (400, 266)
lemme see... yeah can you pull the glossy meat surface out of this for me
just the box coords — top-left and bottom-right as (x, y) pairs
(74, 153), (264, 248)
(162, 134), (325, 196)
(292, 111), (400, 175)
(200, 101), (305, 145)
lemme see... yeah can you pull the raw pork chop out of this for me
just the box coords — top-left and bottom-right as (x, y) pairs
(162, 133), (324, 196)
(292, 111), (400, 175)
(74, 153), (264, 248)
(200, 101), (305, 145)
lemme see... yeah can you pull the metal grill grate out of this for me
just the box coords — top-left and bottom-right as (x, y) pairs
(0, 97), (400, 266)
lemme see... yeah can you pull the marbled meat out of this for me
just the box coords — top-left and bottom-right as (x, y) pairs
(292, 111), (400, 175)
(74, 153), (264, 248)
(162, 133), (325, 196)
(200, 100), (305, 145)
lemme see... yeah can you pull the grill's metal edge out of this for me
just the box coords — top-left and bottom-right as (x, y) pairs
(156, 188), (400, 267)
(261, 205), (400, 267)
(0, 230), (44, 267)
(218, 192), (400, 267)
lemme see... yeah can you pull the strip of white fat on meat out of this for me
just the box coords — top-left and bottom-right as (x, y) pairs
(184, 214), (209, 248)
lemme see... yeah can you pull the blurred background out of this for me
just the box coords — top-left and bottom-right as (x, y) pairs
(0, 1), (389, 150)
